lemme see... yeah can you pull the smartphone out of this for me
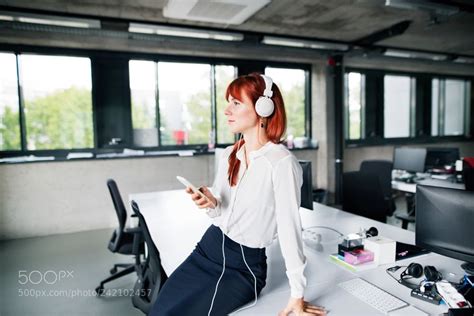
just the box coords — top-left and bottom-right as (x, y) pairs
(176, 176), (209, 201)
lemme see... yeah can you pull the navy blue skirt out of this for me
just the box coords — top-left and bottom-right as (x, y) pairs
(149, 225), (267, 316)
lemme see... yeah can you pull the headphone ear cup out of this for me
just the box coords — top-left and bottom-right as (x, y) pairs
(424, 266), (440, 282)
(407, 263), (424, 278)
(366, 227), (378, 237)
(255, 97), (274, 118)
(399, 263), (423, 290)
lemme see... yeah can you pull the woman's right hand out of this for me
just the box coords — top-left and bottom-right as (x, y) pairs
(279, 297), (326, 316)
(185, 186), (217, 209)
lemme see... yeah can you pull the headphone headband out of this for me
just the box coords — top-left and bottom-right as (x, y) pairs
(260, 74), (274, 98)
(387, 263), (442, 290)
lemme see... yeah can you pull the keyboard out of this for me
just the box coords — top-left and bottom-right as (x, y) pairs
(338, 278), (408, 314)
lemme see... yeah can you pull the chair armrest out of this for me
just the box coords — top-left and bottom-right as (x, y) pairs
(124, 226), (142, 234)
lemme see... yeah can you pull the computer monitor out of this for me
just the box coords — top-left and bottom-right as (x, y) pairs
(299, 160), (313, 210)
(425, 147), (460, 171)
(393, 147), (427, 174)
(416, 185), (474, 274)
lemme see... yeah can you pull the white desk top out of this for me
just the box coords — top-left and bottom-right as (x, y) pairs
(130, 189), (465, 315)
(391, 178), (465, 194)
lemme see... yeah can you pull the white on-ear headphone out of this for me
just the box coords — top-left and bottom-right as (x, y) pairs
(255, 74), (275, 118)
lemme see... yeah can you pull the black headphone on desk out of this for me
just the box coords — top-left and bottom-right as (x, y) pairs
(387, 263), (442, 289)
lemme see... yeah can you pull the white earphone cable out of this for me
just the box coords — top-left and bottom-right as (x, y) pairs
(209, 127), (263, 314)
(232, 245), (258, 313)
(208, 230), (226, 316)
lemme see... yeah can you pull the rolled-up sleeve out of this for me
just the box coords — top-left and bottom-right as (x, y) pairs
(272, 155), (307, 298)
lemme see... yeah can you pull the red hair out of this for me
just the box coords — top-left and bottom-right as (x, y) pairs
(225, 73), (287, 186)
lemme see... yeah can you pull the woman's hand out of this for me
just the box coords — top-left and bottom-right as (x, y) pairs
(185, 186), (217, 209)
(279, 297), (326, 316)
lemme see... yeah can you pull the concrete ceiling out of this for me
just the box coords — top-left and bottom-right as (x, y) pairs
(1, 0), (473, 56)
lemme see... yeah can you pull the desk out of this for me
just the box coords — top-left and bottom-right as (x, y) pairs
(130, 190), (465, 315)
(391, 178), (465, 194)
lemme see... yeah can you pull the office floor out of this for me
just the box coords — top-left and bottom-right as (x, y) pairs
(0, 229), (143, 316)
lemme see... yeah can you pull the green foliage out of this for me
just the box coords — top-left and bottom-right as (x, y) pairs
(349, 109), (361, 139)
(132, 100), (155, 130)
(1, 75), (307, 151)
(186, 91), (211, 144)
(24, 87), (93, 150)
(0, 105), (21, 150)
(216, 68), (235, 144)
(282, 82), (305, 138)
(347, 75), (362, 140)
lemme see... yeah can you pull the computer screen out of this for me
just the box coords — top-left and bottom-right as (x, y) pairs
(425, 147), (460, 171)
(299, 160), (313, 210)
(393, 147), (427, 173)
(416, 185), (474, 274)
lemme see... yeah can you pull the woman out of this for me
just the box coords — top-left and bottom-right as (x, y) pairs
(149, 73), (326, 316)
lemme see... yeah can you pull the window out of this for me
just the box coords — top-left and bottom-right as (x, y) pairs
(431, 78), (470, 136)
(129, 60), (237, 147)
(158, 62), (212, 146)
(129, 60), (158, 147)
(0, 53), (21, 151)
(20, 54), (93, 150)
(344, 72), (365, 140)
(265, 67), (307, 139)
(384, 75), (415, 138)
(215, 65), (237, 144)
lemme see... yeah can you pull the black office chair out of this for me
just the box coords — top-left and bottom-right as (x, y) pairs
(463, 168), (474, 191)
(96, 179), (144, 295)
(342, 171), (388, 223)
(130, 200), (168, 314)
(360, 160), (396, 216)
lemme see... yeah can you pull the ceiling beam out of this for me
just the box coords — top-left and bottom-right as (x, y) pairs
(352, 20), (412, 46)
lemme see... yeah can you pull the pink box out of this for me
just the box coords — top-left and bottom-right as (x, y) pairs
(344, 249), (374, 265)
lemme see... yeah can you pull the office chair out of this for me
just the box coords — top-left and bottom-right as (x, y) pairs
(361, 160), (415, 229)
(359, 160), (396, 216)
(342, 171), (388, 223)
(96, 179), (144, 295)
(130, 201), (168, 314)
(463, 158), (474, 191)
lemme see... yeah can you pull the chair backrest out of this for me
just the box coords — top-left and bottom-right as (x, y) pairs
(299, 160), (313, 210)
(463, 158), (474, 191)
(131, 200), (167, 314)
(463, 164), (474, 192)
(342, 171), (388, 223)
(360, 160), (393, 198)
(107, 179), (128, 229)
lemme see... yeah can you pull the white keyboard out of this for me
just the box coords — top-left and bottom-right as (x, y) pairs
(338, 278), (408, 314)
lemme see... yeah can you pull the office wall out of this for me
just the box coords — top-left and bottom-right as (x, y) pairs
(343, 141), (474, 172)
(0, 150), (317, 240)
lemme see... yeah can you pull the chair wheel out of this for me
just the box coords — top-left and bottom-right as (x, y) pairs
(110, 267), (117, 274)
(95, 286), (104, 296)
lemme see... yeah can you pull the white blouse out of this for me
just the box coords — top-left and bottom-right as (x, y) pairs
(208, 141), (307, 298)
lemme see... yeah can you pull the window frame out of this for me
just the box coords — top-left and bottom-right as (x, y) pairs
(0, 48), (96, 156)
(431, 77), (471, 137)
(344, 72), (366, 140)
(264, 65), (312, 141)
(0, 44), (313, 159)
(344, 67), (473, 148)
